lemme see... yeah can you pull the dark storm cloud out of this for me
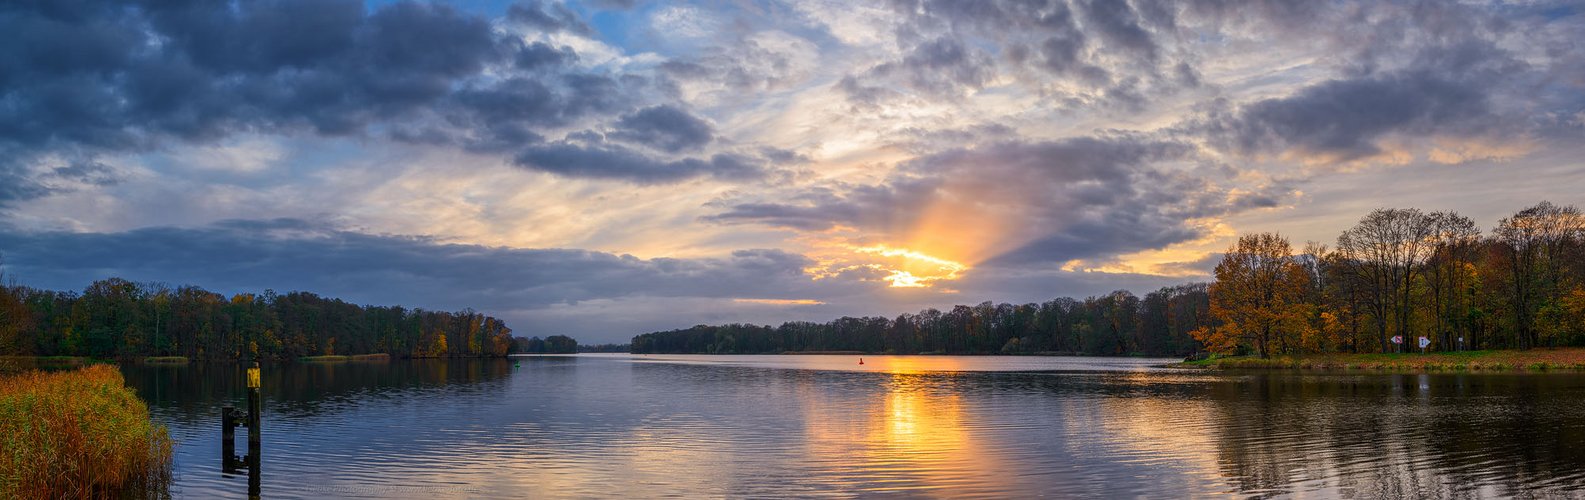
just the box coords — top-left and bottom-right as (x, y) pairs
(0, 219), (855, 313)
(0, 0), (726, 196)
(608, 105), (715, 153)
(708, 135), (1289, 265)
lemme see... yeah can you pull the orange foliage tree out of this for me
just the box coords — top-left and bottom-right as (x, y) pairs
(1193, 233), (1314, 358)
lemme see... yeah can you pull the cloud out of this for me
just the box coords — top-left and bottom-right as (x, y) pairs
(837, 0), (1186, 108)
(1192, 26), (1547, 167)
(584, 0), (641, 10)
(506, 0), (594, 36)
(514, 42), (580, 71)
(660, 30), (821, 94)
(0, 216), (1249, 340)
(3, 0), (1583, 340)
(0, 0), (730, 196)
(0, 172), (51, 203)
(512, 141), (769, 183)
(47, 161), (122, 187)
(1077, 0), (1158, 63)
(168, 137), (287, 173)
(608, 105), (715, 153)
(870, 36), (997, 98)
(0, 218), (867, 331)
(1200, 71), (1491, 163)
(708, 134), (1292, 267)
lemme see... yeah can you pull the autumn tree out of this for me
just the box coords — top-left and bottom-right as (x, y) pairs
(1425, 211), (1480, 350)
(1494, 201), (1585, 348)
(1194, 233), (1313, 358)
(0, 258), (33, 355)
(1335, 208), (1436, 352)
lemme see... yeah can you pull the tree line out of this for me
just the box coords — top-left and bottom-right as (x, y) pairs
(1197, 201), (1585, 357)
(631, 282), (1212, 356)
(513, 335), (578, 354)
(0, 275), (568, 360)
(632, 201), (1585, 358)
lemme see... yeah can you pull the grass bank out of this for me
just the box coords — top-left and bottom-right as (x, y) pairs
(0, 365), (173, 498)
(1180, 348), (1585, 372)
(299, 353), (391, 362)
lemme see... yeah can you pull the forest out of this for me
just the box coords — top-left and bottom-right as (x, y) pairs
(632, 201), (1585, 357)
(0, 277), (561, 360)
(630, 285), (1210, 356)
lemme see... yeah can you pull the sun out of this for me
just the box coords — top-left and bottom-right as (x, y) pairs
(852, 245), (967, 288)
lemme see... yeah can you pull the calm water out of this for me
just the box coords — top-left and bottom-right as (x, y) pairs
(121, 355), (1585, 498)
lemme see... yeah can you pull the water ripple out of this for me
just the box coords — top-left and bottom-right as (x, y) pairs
(120, 355), (1585, 498)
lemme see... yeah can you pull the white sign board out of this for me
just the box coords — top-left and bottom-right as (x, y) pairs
(1418, 336), (1430, 349)
(1391, 335), (1403, 345)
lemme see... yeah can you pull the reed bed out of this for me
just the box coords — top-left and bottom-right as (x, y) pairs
(0, 365), (172, 499)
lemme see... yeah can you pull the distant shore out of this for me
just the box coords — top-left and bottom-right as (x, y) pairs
(1176, 348), (1585, 372)
(616, 351), (1162, 357)
(298, 353), (392, 362)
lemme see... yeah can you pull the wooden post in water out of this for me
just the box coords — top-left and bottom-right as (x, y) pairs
(221, 406), (238, 473)
(246, 361), (261, 498)
(221, 362), (263, 497)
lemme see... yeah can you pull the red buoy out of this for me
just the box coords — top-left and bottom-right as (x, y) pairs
(859, 358), (864, 365)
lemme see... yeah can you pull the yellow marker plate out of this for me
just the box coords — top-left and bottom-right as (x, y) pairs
(247, 367), (261, 388)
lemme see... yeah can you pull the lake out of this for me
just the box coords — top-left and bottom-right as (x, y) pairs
(121, 354), (1585, 498)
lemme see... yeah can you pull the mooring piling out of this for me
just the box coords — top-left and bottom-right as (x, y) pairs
(221, 361), (263, 498)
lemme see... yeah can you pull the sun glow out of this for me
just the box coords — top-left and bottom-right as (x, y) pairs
(731, 298), (826, 305)
(853, 245), (967, 288)
(804, 243), (969, 288)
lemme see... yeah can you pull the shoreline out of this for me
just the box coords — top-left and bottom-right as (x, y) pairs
(619, 351), (1165, 357)
(1, 353), (514, 371)
(1175, 348), (1585, 373)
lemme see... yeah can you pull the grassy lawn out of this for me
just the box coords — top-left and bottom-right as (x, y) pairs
(1181, 348), (1585, 372)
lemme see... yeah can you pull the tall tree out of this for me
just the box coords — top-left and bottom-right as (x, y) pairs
(1425, 212), (1480, 350)
(0, 258), (33, 355)
(1494, 201), (1585, 348)
(1194, 233), (1313, 358)
(1335, 208), (1436, 352)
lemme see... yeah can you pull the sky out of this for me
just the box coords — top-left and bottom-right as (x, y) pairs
(2, 0), (1583, 343)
